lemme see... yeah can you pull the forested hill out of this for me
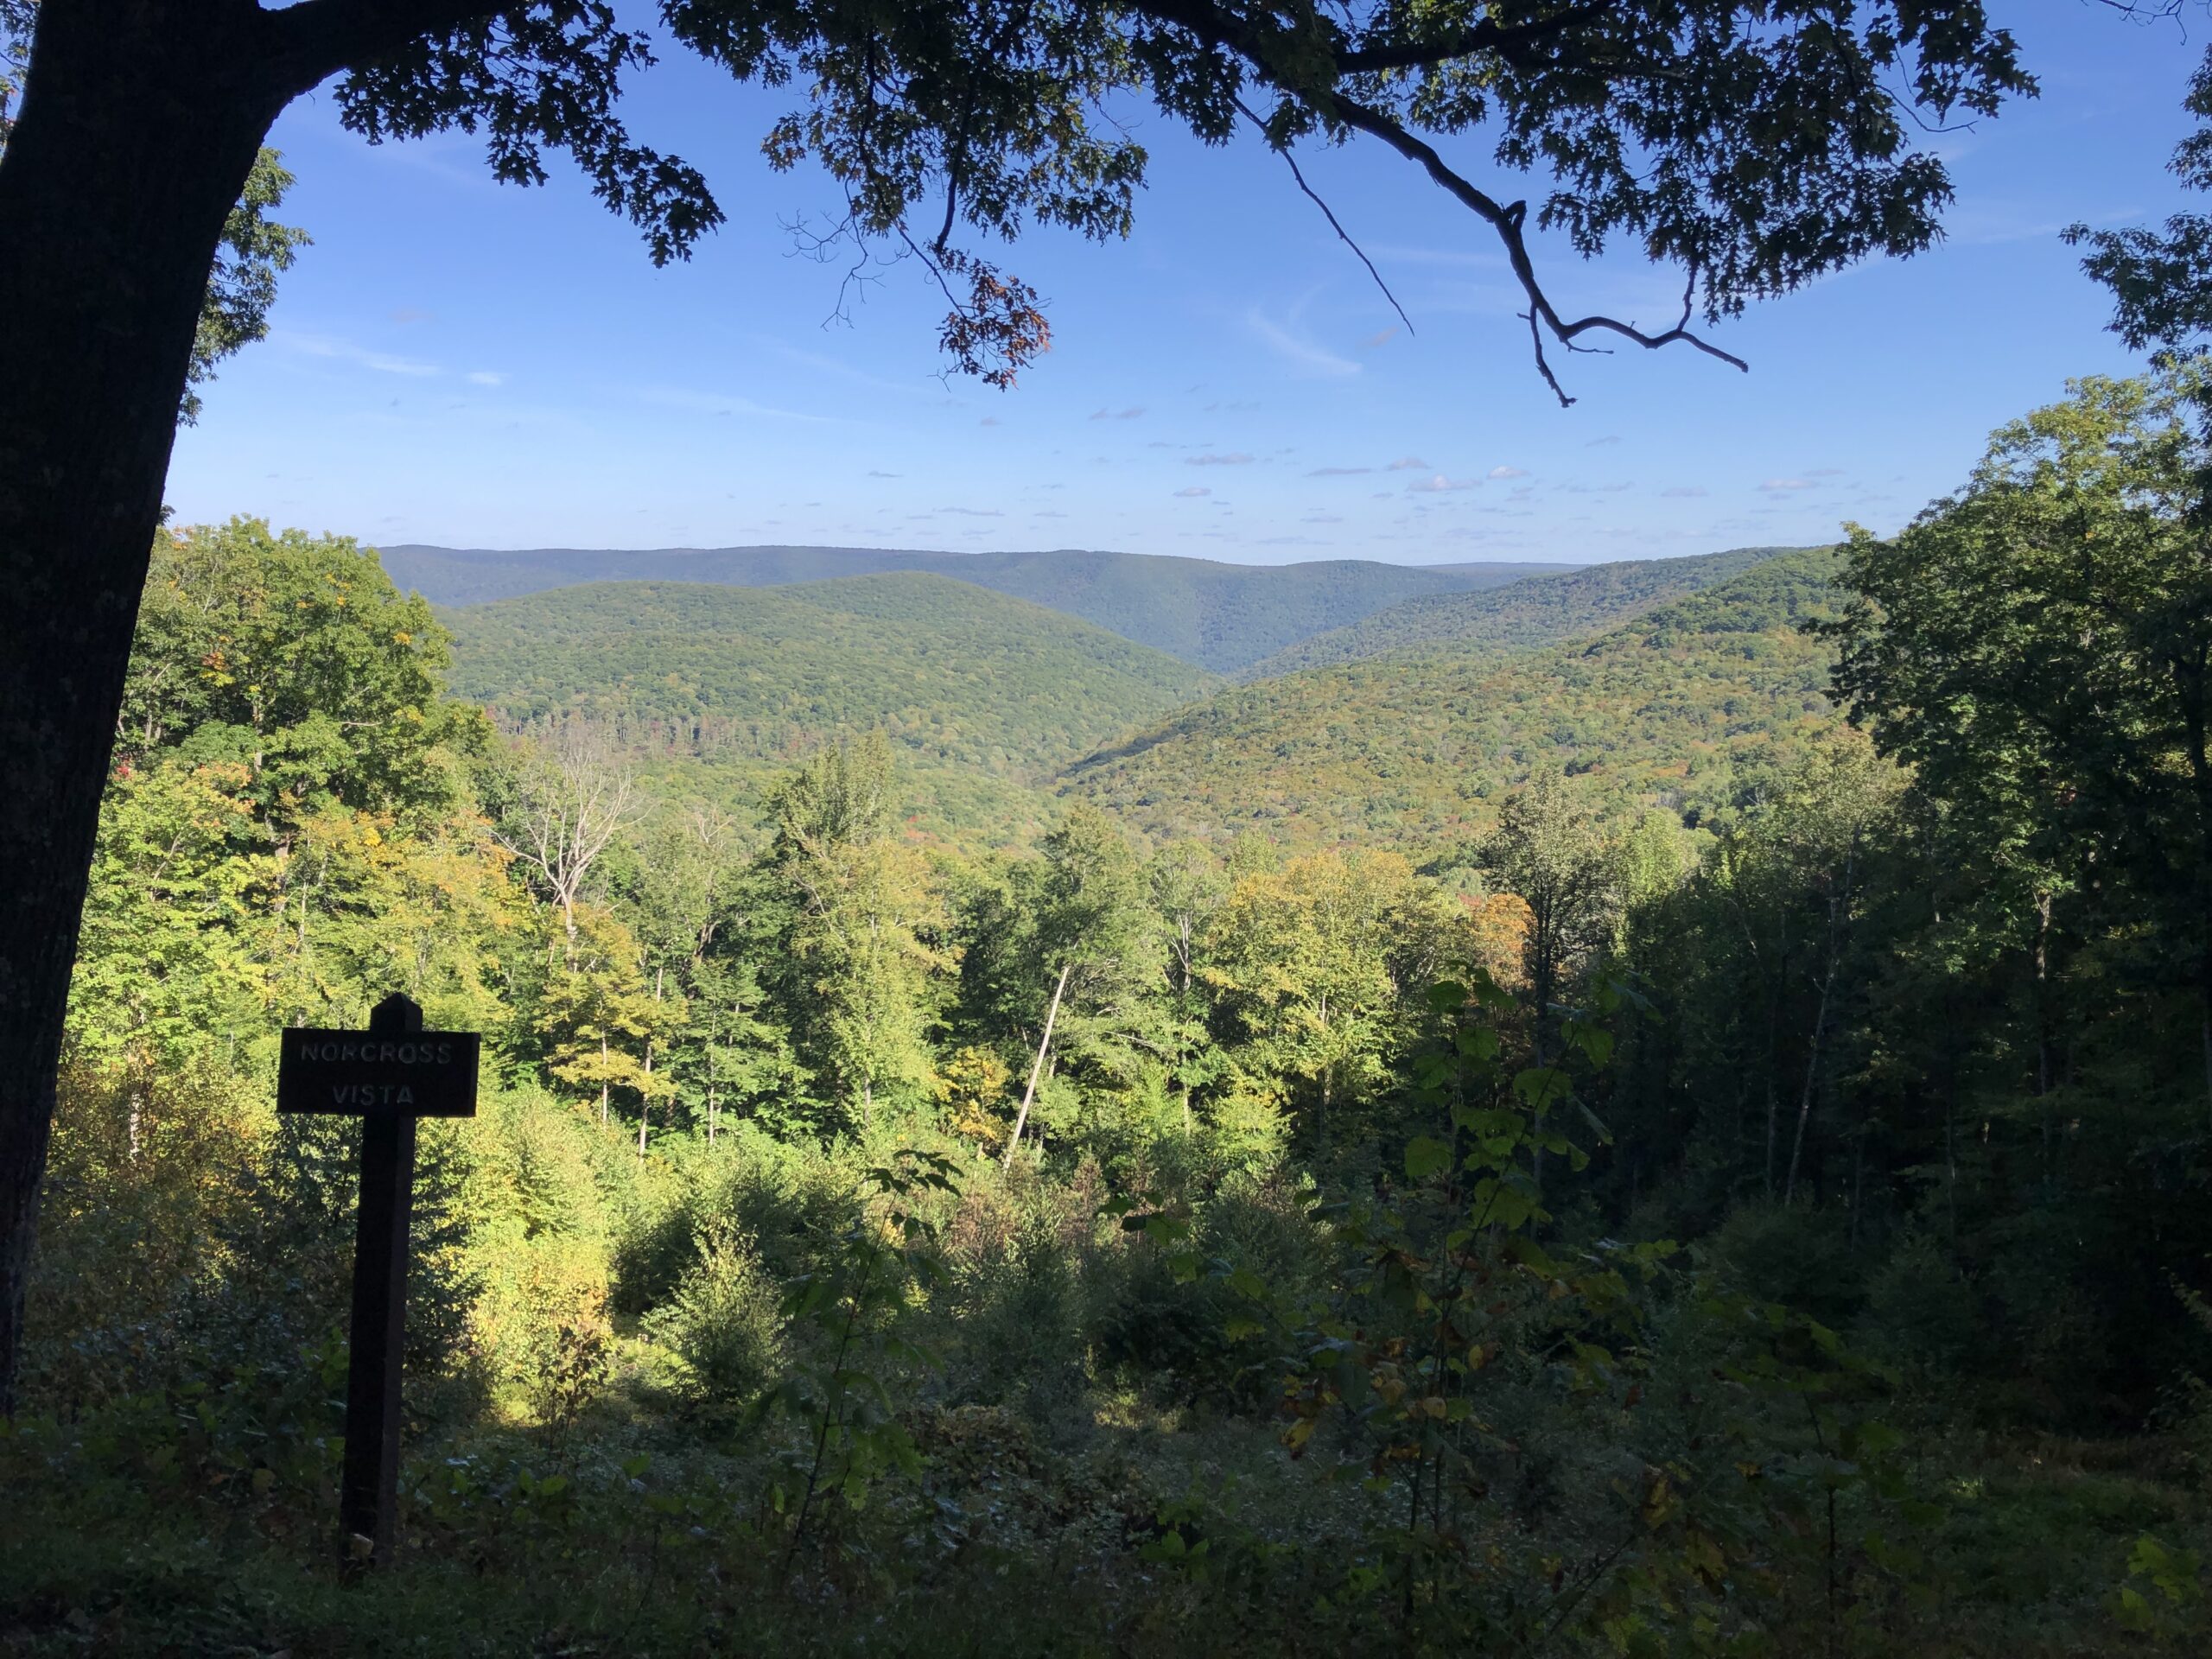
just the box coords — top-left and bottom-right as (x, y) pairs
(442, 574), (1213, 826)
(1061, 545), (1844, 849)
(1243, 544), (1808, 677)
(385, 542), (1578, 672)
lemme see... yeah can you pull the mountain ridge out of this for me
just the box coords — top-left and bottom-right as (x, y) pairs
(1241, 545), (1815, 678)
(441, 571), (1213, 841)
(382, 541), (1582, 673)
(1058, 546), (1847, 849)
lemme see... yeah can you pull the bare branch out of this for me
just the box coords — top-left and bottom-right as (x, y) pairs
(492, 726), (644, 944)
(1234, 95), (1413, 339)
(1327, 93), (1747, 406)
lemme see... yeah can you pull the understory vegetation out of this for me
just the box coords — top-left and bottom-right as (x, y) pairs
(10, 372), (2212, 1654)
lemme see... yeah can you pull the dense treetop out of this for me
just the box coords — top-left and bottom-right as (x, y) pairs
(442, 572), (1213, 800)
(1061, 546), (1843, 849)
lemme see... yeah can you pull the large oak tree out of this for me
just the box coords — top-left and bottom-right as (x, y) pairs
(0, 0), (2029, 1405)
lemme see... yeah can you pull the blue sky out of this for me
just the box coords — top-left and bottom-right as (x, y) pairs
(166, 2), (2202, 567)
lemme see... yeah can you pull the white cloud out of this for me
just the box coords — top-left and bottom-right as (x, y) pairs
(465, 370), (505, 387)
(1488, 465), (1529, 480)
(1187, 453), (1255, 467)
(633, 385), (834, 423)
(1385, 456), (1431, 471)
(937, 506), (1004, 517)
(1662, 486), (1710, 499)
(1760, 478), (1814, 493)
(280, 331), (441, 378)
(1174, 486), (1211, 499)
(1089, 405), (1146, 420)
(1306, 466), (1373, 477)
(1408, 474), (1478, 493)
(1245, 308), (1359, 378)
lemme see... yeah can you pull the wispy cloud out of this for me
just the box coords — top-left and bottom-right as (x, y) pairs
(1187, 452), (1255, 467)
(1306, 466), (1372, 477)
(1175, 486), (1211, 499)
(1662, 486), (1709, 499)
(633, 385), (836, 422)
(1361, 327), (1399, 349)
(980, 416), (1002, 427)
(1364, 245), (1504, 269)
(1488, 465), (1529, 480)
(281, 331), (442, 378)
(1090, 405), (1146, 420)
(1408, 474), (1479, 493)
(465, 370), (505, 387)
(1385, 456), (1431, 471)
(937, 506), (1004, 517)
(1759, 478), (1814, 493)
(868, 470), (901, 478)
(759, 338), (929, 398)
(1246, 308), (1359, 378)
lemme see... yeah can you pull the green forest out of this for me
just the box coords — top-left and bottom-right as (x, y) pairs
(388, 543), (1567, 673)
(1065, 546), (1842, 848)
(12, 367), (2212, 1656)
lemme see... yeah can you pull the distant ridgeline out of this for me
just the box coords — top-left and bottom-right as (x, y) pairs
(435, 542), (1834, 853)
(439, 573), (1218, 843)
(1058, 546), (1842, 850)
(385, 542), (1578, 674)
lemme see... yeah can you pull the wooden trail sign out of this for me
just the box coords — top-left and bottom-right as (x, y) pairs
(277, 992), (479, 1564)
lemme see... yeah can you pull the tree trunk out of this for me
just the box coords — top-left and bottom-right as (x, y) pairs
(2033, 890), (2053, 1101)
(0, 1), (289, 1414)
(1783, 966), (1830, 1207)
(1786, 864), (1852, 1206)
(1002, 963), (1070, 1169)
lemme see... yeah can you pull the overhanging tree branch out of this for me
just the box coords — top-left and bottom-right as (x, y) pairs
(1232, 93), (1412, 339)
(1327, 92), (1748, 406)
(1332, 0), (1619, 74)
(259, 0), (502, 100)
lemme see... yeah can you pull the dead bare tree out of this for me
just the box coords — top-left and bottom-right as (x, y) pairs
(492, 728), (643, 950)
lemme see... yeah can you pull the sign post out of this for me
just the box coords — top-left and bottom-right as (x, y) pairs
(277, 991), (479, 1564)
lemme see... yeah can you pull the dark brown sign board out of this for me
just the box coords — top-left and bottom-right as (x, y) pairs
(274, 994), (479, 1566)
(278, 1026), (480, 1119)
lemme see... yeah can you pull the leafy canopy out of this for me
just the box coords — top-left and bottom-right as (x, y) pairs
(213, 0), (2037, 401)
(1829, 371), (2212, 1023)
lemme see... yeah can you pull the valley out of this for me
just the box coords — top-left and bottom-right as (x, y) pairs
(433, 539), (1836, 855)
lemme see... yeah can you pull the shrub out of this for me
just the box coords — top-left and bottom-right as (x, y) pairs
(642, 1218), (785, 1419)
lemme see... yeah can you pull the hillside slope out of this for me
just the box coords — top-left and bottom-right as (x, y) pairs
(443, 574), (1218, 841)
(1060, 547), (1845, 850)
(1244, 545), (1806, 677)
(386, 542), (1576, 672)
